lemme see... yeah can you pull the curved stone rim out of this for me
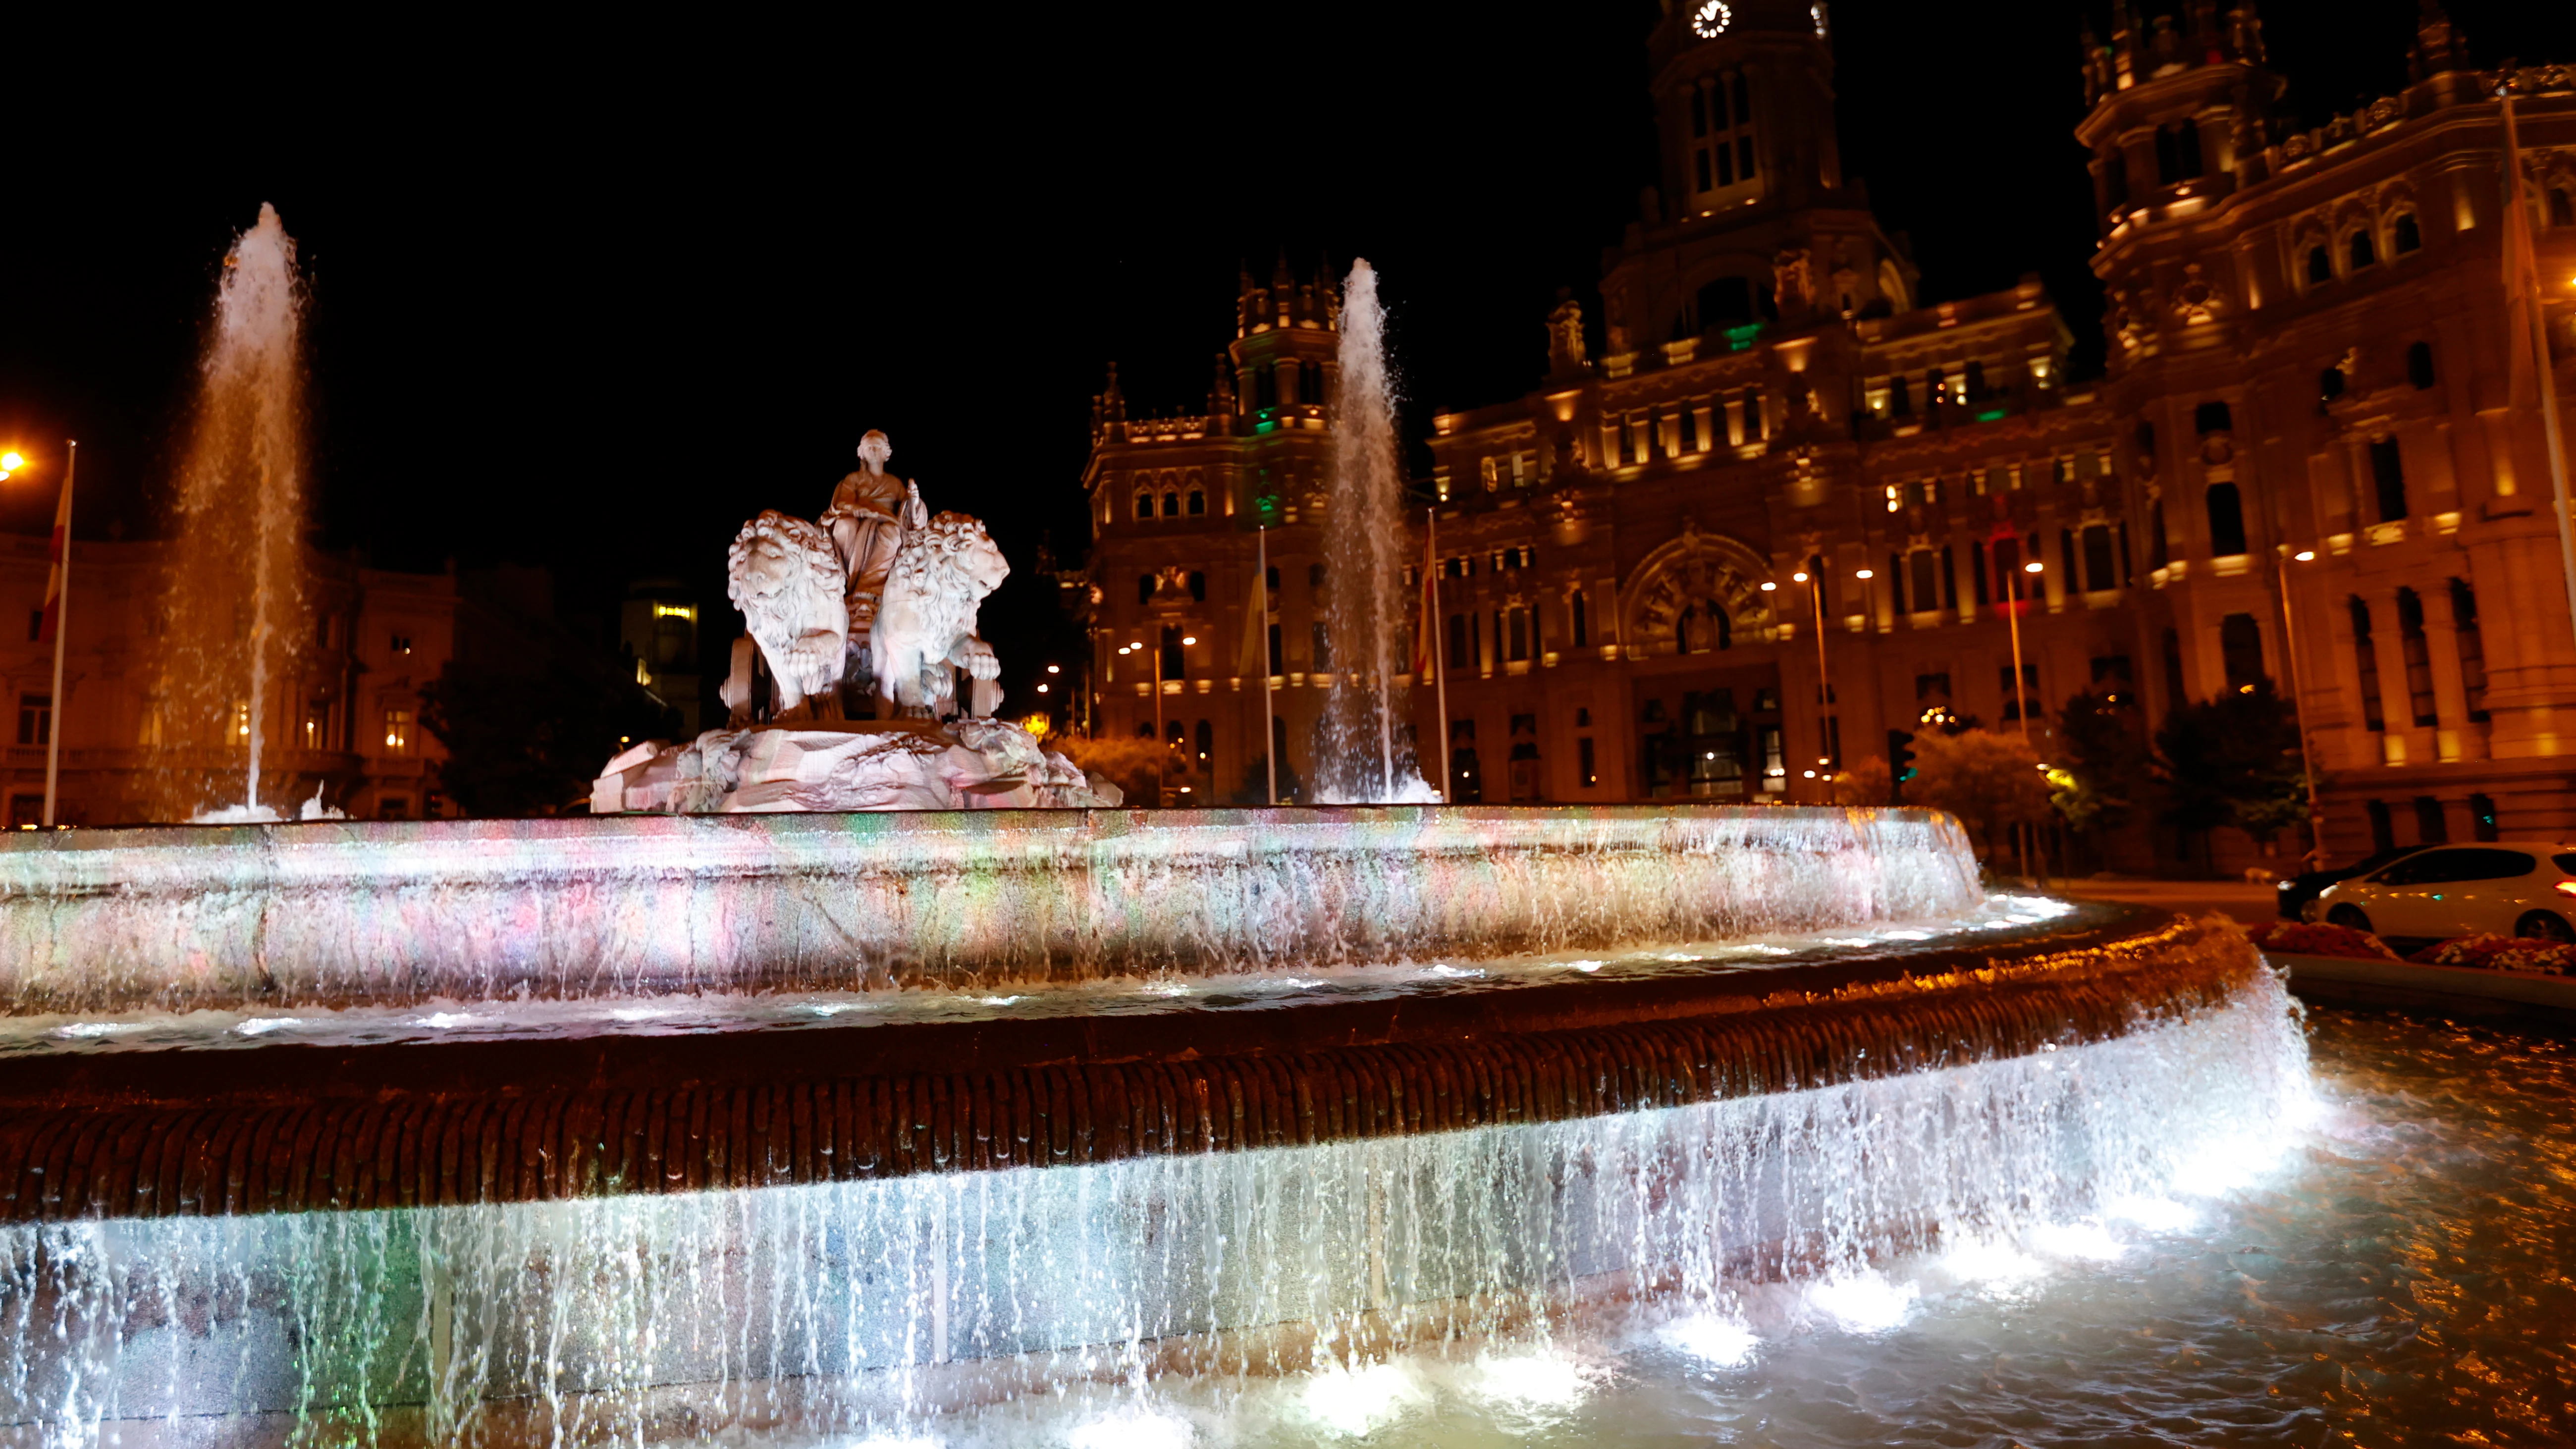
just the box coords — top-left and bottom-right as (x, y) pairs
(0, 905), (2259, 1222)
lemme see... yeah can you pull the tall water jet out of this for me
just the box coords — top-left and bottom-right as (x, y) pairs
(153, 204), (310, 822)
(1318, 260), (1435, 803)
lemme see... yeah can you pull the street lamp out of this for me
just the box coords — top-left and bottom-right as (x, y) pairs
(1146, 634), (1199, 805)
(2277, 547), (2324, 865)
(1791, 567), (1834, 794)
(2008, 559), (2042, 738)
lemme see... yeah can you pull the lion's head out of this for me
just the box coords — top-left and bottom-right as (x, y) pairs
(726, 510), (847, 704)
(888, 512), (1010, 604)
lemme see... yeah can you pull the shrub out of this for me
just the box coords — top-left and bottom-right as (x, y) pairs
(2405, 934), (2576, 976)
(2242, 920), (2400, 961)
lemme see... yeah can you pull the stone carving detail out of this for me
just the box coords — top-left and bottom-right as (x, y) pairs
(871, 507), (1009, 719)
(726, 511), (847, 719)
(1547, 295), (1588, 374)
(604, 429), (1120, 815)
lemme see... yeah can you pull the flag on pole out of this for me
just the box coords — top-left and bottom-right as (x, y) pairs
(37, 469), (70, 646)
(1238, 533), (1271, 679)
(2502, 95), (2544, 423)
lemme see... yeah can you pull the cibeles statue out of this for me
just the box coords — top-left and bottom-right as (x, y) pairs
(601, 429), (1119, 815)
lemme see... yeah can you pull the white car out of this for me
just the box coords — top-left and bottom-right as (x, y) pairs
(2310, 841), (2576, 944)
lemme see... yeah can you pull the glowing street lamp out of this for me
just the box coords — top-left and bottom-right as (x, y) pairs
(2008, 558), (2042, 738)
(2276, 545), (2324, 863)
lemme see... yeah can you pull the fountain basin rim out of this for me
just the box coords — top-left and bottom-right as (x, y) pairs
(0, 903), (2190, 1111)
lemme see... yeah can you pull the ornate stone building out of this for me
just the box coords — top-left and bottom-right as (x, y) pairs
(1080, 1), (2576, 866)
(0, 536), (463, 825)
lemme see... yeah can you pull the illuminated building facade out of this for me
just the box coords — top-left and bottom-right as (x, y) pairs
(1081, 1), (2576, 866)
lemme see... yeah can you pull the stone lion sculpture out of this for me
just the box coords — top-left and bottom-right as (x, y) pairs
(871, 510), (1009, 718)
(726, 510), (847, 718)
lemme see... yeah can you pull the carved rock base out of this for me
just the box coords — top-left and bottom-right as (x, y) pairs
(591, 719), (1120, 815)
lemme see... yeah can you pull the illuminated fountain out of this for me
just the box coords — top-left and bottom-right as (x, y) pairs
(0, 234), (2314, 1447)
(155, 205), (322, 826)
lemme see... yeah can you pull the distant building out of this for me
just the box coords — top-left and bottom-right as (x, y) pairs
(1080, 2), (2576, 868)
(621, 578), (705, 736)
(0, 536), (460, 824)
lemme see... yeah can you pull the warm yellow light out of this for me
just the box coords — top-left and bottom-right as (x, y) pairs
(1021, 713), (1052, 742)
(1760, 581), (1777, 591)
(653, 603), (695, 621)
(2239, 683), (2255, 694)
(2024, 561), (2044, 573)
(1792, 572), (1809, 583)
(1181, 636), (1197, 646)
(1854, 569), (1874, 579)
(1035, 682), (1049, 693)
(1130, 642), (1144, 651)
(0, 452), (22, 472)
(1046, 664), (1061, 674)
(1802, 769), (1817, 779)
(2294, 550), (2316, 562)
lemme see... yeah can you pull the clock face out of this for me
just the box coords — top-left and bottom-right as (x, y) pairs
(1690, 0), (1732, 39)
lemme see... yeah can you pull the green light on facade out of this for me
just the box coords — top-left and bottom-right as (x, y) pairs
(1975, 408), (2007, 423)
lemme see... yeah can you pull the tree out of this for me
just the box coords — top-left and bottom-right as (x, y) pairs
(1830, 756), (1892, 807)
(2152, 678), (2306, 872)
(1911, 729), (2053, 859)
(1053, 733), (1182, 805)
(2050, 690), (2150, 836)
(420, 657), (677, 817)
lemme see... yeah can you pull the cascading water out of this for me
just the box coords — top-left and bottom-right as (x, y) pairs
(1316, 261), (1437, 805)
(155, 204), (309, 825)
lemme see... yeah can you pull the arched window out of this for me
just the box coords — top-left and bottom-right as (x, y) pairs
(2395, 588), (2437, 727)
(2319, 366), (2346, 402)
(2220, 614), (2266, 694)
(2549, 187), (2575, 228)
(2407, 341), (2436, 389)
(2154, 120), (2203, 185)
(2205, 483), (2248, 557)
(1134, 490), (1153, 520)
(1137, 573), (1156, 604)
(2451, 578), (2489, 722)
(1698, 276), (1756, 329)
(2307, 245), (2333, 284)
(1162, 490), (1180, 516)
(2194, 400), (2232, 434)
(1195, 719), (1214, 768)
(1186, 571), (1206, 602)
(2349, 598), (2385, 730)
(2348, 229), (2377, 270)
(1186, 489), (1206, 515)
(2393, 213), (2421, 254)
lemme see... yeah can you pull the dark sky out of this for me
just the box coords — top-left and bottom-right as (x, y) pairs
(2, 2), (2568, 687)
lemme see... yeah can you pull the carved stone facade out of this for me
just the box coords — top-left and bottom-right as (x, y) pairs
(1083, 3), (2576, 867)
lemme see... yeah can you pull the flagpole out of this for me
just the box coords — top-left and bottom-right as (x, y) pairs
(42, 441), (76, 829)
(1259, 526), (1276, 806)
(2501, 82), (2576, 649)
(1428, 507), (1449, 800)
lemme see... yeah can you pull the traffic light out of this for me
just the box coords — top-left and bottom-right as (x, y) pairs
(1887, 729), (1918, 803)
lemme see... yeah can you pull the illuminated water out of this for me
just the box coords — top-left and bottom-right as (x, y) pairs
(0, 961), (2323, 1445)
(155, 204), (310, 824)
(1316, 261), (1434, 805)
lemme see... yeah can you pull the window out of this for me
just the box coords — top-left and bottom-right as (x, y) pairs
(2407, 341), (2436, 390)
(2366, 799), (2395, 854)
(1195, 719), (1213, 768)
(2194, 400), (2232, 434)
(1940, 546), (1960, 610)
(2306, 245), (2332, 284)
(1578, 736), (1597, 788)
(1161, 491), (1180, 517)
(1570, 590), (1589, 648)
(1969, 540), (1990, 605)
(2348, 229), (2377, 270)
(1999, 663), (2039, 721)
(2412, 798), (2448, 846)
(2102, 147), (2130, 209)
(1915, 672), (1952, 701)
(302, 698), (329, 750)
(383, 708), (414, 754)
(2091, 655), (2134, 689)
(1507, 608), (1529, 663)
(1254, 365), (1277, 409)
(1964, 360), (1987, 400)
(2206, 483), (2248, 557)
(1164, 624), (1188, 680)
(1267, 623), (1282, 675)
(389, 632), (413, 655)
(2319, 366), (2345, 402)
(2220, 614), (2265, 694)
(15, 693), (49, 748)
(1698, 277), (1755, 329)
(1135, 491), (1152, 520)
(1137, 574), (1155, 605)
(2396, 588), (2437, 727)
(2471, 794), (2499, 843)
(1909, 551), (1940, 613)
(2350, 598), (2386, 731)
(2548, 187), (2575, 228)
(2149, 498), (2168, 568)
(2082, 526), (2116, 591)
(2393, 213), (2421, 254)
(378, 795), (411, 821)
(2369, 437), (2408, 521)
(2153, 120), (2203, 185)
(1186, 489), (1205, 516)
(1186, 571), (1206, 602)
(2451, 579), (2488, 722)
(1888, 375), (1911, 417)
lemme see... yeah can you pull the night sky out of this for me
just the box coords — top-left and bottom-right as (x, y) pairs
(2, 2), (2569, 691)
